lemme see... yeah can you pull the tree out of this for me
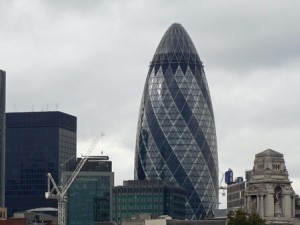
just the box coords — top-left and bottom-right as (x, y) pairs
(227, 209), (266, 225)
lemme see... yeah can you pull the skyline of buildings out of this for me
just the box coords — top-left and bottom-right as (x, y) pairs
(134, 23), (218, 219)
(0, 18), (298, 223)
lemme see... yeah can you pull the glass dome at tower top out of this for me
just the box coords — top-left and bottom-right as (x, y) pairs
(153, 23), (200, 58)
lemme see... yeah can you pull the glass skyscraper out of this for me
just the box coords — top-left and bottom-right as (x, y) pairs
(134, 23), (218, 219)
(0, 70), (5, 207)
(63, 158), (114, 225)
(5, 111), (76, 216)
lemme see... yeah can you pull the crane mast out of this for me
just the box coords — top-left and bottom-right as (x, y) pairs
(219, 170), (227, 196)
(45, 134), (102, 225)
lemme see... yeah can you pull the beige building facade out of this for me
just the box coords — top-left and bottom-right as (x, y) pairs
(244, 149), (295, 224)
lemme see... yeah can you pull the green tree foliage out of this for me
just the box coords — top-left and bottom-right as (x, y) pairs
(227, 209), (266, 225)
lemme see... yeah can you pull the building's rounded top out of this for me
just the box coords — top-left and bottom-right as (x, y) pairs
(154, 23), (198, 56)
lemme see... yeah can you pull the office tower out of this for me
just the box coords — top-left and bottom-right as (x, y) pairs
(0, 70), (5, 207)
(62, 157), (114, 225)
(227, 181), (246, 211)
(134, 23), (218, 219)
(113, 180), (186, 224)
(5, 111), (76, 216)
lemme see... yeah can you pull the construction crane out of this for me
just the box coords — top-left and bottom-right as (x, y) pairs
(219, 170), (227, 196)
(45, 134), (103, 225)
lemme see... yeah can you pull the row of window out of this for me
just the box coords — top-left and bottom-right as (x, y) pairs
(114, 204), (163, 210)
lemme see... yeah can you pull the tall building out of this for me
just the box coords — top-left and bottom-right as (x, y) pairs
(112, 180), (186, 224)
(5, 111), (76, 216)
(134, 23), (218, 219)
(0, 70), (5, 207)
(63, 157), (114, 225)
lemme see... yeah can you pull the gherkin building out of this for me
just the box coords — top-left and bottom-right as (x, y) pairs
(134, 23), (218, 219)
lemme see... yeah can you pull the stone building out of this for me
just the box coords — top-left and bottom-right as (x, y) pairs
(244, 149), (295, 224)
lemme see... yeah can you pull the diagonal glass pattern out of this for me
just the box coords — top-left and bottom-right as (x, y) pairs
(134, 23), (218, 219)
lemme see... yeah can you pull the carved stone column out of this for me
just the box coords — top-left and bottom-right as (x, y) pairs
(260, 195), (264, 217)
(292, 196), (295, 218)
(282, 194), (286, 217)
(245, 195), (249, 210)
(266, 192), (274, 217)
(284, 193), (293, 218)
(256, 195), (259, 213)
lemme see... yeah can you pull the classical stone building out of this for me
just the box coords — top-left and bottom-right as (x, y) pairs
(244, 149), (295, 224)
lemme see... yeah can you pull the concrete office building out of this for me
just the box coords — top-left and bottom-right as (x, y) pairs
(113, 180), (186, 224)
(134, 23), (218, 219)
(63, 157), (114, 225)
(226, 170), (251, 212)
(5, 111), (76, 216)
(227, 181), (246, 212)
(0, 70), (5, 207)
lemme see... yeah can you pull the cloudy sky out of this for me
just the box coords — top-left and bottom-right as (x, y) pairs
(1, 0), (300, 208)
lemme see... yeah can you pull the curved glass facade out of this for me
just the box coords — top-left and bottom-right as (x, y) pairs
(134, 23), (218, 219)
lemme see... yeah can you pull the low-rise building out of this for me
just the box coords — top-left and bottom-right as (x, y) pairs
(120, 218), (226, 225)
(112, 180), (186, 224)
(0, 209), (57, 225)
(227, 181), (246, 211)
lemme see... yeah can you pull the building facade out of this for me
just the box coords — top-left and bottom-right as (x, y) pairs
(244, 149), (295, 224)
(120, 218), (226, 225)
(226, 170), (251, 212)
(112, 180), (186, 224)
(0, 70), (5, 207)
(134, 23), (218, 219)
(227, 181), (246, 211)
(5, 111), (76, 216)
(63, 157), (114, 225)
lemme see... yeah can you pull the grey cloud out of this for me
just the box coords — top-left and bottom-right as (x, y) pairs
(1, 0), (300, 200)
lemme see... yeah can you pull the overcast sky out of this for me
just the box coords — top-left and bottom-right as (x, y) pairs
(1, 0), (300, 208)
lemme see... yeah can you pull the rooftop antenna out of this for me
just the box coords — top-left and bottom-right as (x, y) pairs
(46, 103), (49, 111)
(101, 133), (105, 155)
(56, 103), (59, 111)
